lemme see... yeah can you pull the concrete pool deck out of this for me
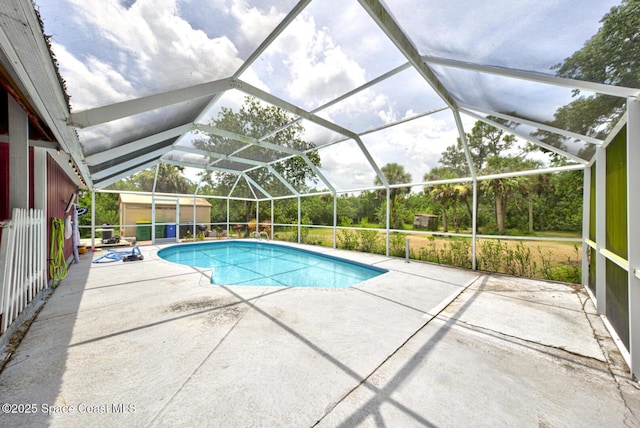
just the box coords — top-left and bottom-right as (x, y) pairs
(1, 241), (639, 427)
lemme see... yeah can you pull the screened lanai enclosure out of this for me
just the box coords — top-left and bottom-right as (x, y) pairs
(6, 0), (638, 375)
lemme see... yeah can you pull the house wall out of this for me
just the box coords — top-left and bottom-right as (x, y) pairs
(1, 144), (76, 273)
(0, 143), (34, 245)
(46, 153), (78, 262)
(0, 142), (34, 221)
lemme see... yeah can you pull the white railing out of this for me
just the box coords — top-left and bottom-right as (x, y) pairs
(0, 208), (47, 335)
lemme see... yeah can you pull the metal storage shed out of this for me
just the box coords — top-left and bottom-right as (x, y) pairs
(413, 214), (438, 231)
(118, 193), (211, 239)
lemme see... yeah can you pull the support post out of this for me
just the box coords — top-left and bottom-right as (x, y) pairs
(297, 196), (301, 244)
(91, 191), (96, 249)
(405, 238), (410, 263)
(33, 149), (47, 211)
(333, 193), (337, 249)
(8, 96), (29, 210)
(256, 200), (259, 235)
(471, 179), (478, 270)
(151, 165), (159, 244)
(453, 109), (477, 269)
(582, 167), (591, 287)
(386, 188), (390, 256)
(176, 201), (181, 243)
(192, 196), (196, 241)
(627, 98), (640, 379)
(595, 146), (607, 314)
(151, 195), (156, 244)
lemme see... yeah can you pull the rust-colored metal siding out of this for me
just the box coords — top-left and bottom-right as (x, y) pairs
(0, 147), (77, 276)
(0, 142), (35, 221)
(46, 153), (77, 262)
(0, 143), (9, 222)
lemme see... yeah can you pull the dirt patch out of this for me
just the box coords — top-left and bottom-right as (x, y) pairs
(205, 305), (248, 326)
(1, 318), (36, 373)
(168, 297), (233, 312)
(167, 297), (249, 326)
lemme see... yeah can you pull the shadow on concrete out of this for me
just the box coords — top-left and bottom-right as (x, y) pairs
(0, 253), (92, 427)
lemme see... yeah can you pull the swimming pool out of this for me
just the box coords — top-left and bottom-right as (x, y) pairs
(157, 241), (387, 288)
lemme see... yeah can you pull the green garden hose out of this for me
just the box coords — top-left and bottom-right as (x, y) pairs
(49, 218), (67, 286)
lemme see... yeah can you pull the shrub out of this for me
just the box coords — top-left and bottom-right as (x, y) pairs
(505, 241), (535, 277)
(357, 229), (380, 253)
(338, 229), (358, 250)
(448, 239), (472, 269)
(389, 233), (406, 257)
(417, 236), (439, 263)
(537, 244), (581, 284)
(293, 226), (309, 243)
(478, 240), (506, 272)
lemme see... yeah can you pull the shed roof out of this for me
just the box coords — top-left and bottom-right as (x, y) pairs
(118, 194), (211, 207)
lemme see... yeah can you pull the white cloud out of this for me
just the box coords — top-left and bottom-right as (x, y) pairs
(55, 0), (244, 109)
(317, 142), (378, 191)
(377, 108), (397, 126)
(230, 3), (284, 48)
(315, 89), (389, 132)
(272, 14), (367, 107)
(235, 66), (271, 93)
(361, 113), (460, 186)
(52, 43), (134, 110)
(310, 109), (462, 192)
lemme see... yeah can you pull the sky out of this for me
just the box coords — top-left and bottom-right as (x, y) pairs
(34, 0), (619, 192)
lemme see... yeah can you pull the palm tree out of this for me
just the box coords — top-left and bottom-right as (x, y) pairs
(512, 160), (543, 233)
(458, 182), (474, 231)
(129, 164), (191, 194)
(374, 163), (412, 230)
(532, 173), (554, 232)
(425, 167), (465, 233)
(480, 156), (526, 235)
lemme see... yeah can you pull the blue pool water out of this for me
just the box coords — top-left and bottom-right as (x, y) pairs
(157, 241), (387, 288)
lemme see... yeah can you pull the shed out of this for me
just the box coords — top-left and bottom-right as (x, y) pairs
(118, 194), (211, 238)
(413, 214), (438, 231)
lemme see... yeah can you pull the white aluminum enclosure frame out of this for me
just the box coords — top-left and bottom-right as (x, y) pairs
(2, 0), (640, 379)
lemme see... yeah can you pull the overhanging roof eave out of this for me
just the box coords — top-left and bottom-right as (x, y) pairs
(69, 78), (234, 128)
(93, 159), (159, 189)
(1, 0), (90, 187)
